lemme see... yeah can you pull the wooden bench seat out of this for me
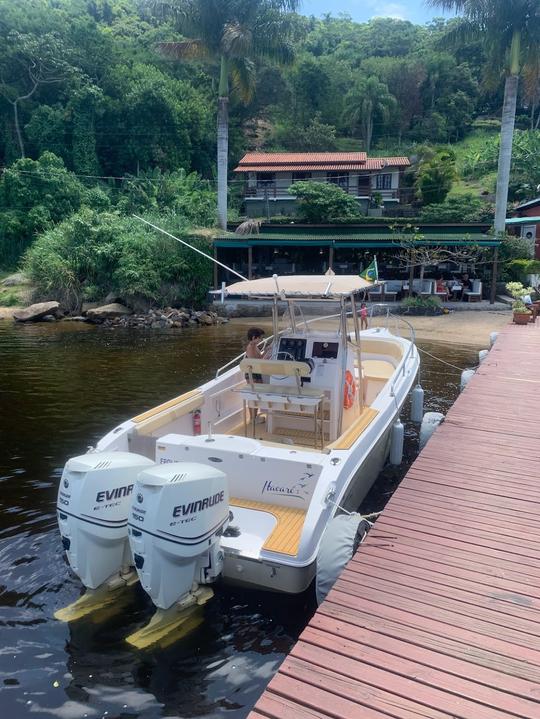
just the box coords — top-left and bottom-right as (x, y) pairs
(230, 497), (307, 556)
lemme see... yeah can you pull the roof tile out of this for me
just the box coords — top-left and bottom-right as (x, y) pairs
(235, 153), (410, 173)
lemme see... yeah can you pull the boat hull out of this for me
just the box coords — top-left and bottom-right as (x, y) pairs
(220, 399), (404, 594)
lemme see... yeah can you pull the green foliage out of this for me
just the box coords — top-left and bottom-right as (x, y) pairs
(415, 150), (456, 205)
(0, 289), (21, 306)
(506, 281), (534, 312)
(343, 76), (397, 152)
(117, 169), (217, 226)
(420, 193), (492, 222)
(273, 114), (337, 151)
(0, 153), (110, 267)
(288, 181), (361, 223)
(24, 210), (213, 311)
(506, 258), (540, 281)
(401, 296), (442, 312)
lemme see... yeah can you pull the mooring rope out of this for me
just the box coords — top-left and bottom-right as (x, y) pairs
(417, 346), (476, 373)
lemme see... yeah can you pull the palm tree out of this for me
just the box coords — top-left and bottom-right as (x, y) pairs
(427, 1), (540, 235)
(343, 76), (397, 152)
(147, 0), (299, 229)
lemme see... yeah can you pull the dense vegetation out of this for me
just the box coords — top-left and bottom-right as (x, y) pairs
(0, 0), (539, 301)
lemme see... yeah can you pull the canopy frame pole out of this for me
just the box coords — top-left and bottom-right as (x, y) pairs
(350, 292), (364, 412)
(337, 296), (349, 436)
(272, 296), (279, 357)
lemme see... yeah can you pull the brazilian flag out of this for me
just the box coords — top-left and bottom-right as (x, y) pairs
(360, 257), (378, 283)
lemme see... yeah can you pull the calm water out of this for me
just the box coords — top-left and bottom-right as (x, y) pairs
(0, 320), (479, 719)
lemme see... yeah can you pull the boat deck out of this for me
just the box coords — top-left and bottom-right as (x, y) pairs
(249, 322), (540, 718)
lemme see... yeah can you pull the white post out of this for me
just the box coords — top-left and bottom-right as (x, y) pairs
(220, 281), (226, 304)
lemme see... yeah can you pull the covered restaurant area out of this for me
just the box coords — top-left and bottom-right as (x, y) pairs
(213, 223), (502, 303)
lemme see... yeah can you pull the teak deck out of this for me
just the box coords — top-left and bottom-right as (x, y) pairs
(249, 322), (540, 719)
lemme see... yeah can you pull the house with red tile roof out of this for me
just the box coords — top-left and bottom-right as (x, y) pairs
(234, 151), (411, 217)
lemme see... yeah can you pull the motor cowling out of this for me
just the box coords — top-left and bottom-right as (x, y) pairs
(57, 452), (155, 589)
(128, 462), (229, 610)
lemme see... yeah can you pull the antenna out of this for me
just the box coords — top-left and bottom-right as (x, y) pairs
(132, 215), (248, 282)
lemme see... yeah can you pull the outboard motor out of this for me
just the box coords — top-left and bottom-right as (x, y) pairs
(57, 451), (155, 591)
(128, 462), (229, 610)
(125, 462), (229, 648)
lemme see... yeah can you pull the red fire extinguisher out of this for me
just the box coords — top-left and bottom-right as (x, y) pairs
(192, 409), (202, 436)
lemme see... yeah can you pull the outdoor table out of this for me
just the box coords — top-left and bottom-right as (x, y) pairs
(450, 284), (463, 300)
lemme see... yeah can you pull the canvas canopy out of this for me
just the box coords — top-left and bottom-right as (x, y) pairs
(217, 274), (377, 298)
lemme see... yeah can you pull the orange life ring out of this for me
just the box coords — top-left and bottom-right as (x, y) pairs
(343, 370), (356, 409)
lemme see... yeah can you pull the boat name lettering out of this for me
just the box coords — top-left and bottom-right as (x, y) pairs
(172, 491), (225, 517)
(132, 512), (145, 522)
(160, 458), (174, 464)
(58, 496), (69, 506)
(262, 480), (308, 500)
(59, 490), (71, 500)
(96, 484), (134, 502)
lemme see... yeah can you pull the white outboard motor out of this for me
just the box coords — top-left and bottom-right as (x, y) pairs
(128, 463), (229, 610)
(57, 452), (155, 589)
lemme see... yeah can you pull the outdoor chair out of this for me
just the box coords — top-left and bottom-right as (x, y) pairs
(419, 280), (435, 298)
(464, 279), (482, 302)
(383, 280), (402, 301)
(368, 283), (384, 302)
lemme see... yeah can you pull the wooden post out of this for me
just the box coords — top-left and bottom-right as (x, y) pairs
(490, 247), (499, 305)
(329, 245), (334, 272)
(213, 245), (218, 289)
(248, 245), (253, 280)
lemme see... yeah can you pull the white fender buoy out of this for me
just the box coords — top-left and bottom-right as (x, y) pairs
(316, 514), (370, 605)
(389, 418), (404, 466)
(460, 369), (475, 391)
(410, 384), (424, 424)
(478, 349), (489, 364)
(420, 412), (444, 451)
(490, 332), (499, 348)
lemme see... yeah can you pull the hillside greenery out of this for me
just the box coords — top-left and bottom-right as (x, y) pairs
(0, 1), (539, 300)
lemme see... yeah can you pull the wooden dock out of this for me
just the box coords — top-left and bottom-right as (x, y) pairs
(249, 322), (540, 719)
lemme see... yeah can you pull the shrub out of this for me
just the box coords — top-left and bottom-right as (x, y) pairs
(288, 181), (361, 223)
(0, 152), (110, 267)
(24, 210), (213, 311)
(420, 194), (492, 223)
(415, 150), (456, 206)
(401, 296), (443, 313)
(506, 258), (540, 282)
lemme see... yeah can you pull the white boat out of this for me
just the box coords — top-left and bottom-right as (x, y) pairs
(56, 275), (419, 645)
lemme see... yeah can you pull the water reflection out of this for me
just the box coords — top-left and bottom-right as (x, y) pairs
(0, 321), (478, 718)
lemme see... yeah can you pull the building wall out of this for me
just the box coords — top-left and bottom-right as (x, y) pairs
(515, 206), (540, 258)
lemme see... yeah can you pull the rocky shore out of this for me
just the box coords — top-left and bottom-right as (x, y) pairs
(9, 301), (226, 328)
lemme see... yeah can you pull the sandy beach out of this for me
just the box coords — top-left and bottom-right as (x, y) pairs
(229, 310), (512, 349)
(1, 306), (513, 348)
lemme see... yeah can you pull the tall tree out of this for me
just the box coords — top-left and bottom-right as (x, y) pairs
(428, 1), (540, 234)
(343, 76), (396, 152)
(148, 0), (299, 229)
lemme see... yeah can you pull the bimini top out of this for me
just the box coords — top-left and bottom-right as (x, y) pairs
(219, 274), (377, 298)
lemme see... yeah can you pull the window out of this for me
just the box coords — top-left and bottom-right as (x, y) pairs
(327, 172), (349, 190)
(376, 173), (392, 190)
(256, 172), (276, 188)
(292, 172), (310, 182)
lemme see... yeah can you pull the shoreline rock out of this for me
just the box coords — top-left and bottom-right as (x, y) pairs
(13, 301), (62, 323)
(86, 307), (227, 329)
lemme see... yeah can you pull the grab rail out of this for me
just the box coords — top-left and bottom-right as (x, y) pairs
(215, 305), (416, 378)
